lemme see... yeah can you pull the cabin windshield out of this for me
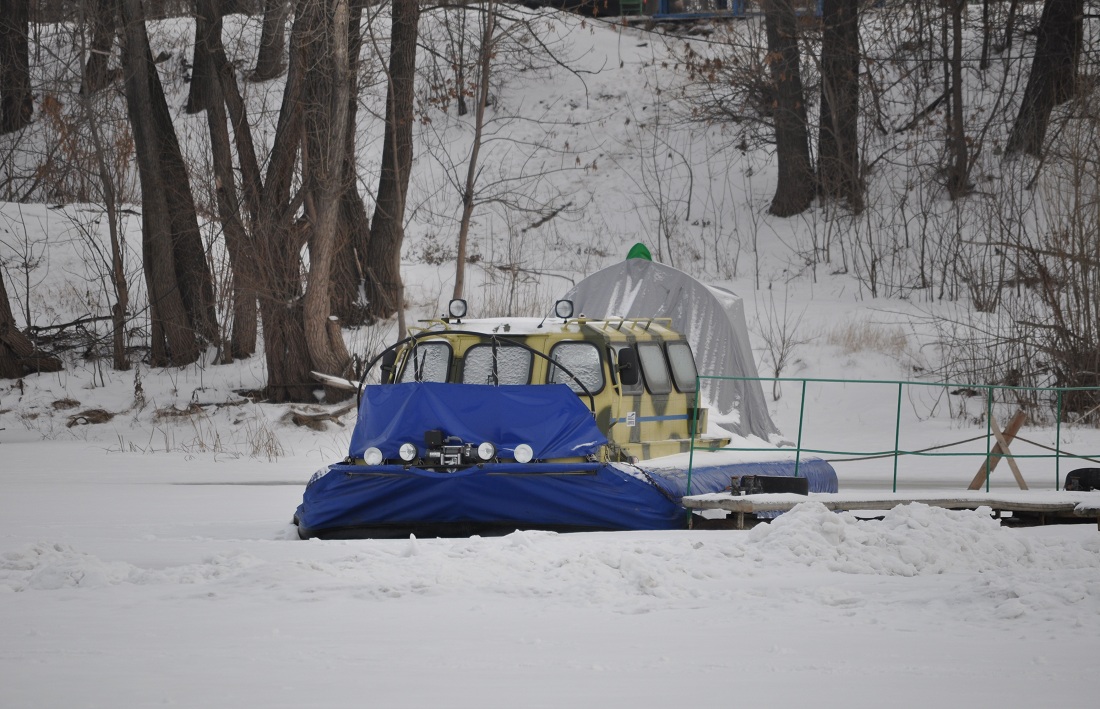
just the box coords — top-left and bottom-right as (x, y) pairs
(461, 344), (532, 385)
(398, 342), (452, 383)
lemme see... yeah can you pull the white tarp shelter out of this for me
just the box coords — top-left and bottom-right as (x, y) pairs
(564, 259), (779, 442)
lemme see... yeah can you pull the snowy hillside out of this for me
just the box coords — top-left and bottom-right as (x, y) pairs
(3, 5), (1098, 485)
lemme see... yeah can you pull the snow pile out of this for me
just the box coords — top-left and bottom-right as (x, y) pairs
(1, 542), (138, 591)
(748, 502), (1100, 576)
(5, 504), (1098, 613)
(0, 542), (266, 592)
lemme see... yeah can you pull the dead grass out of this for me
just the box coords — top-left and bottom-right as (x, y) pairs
(245, 416), (285, 460)
(66, 408), (115, 427)
(826, 321), (909, 357)
(154, 403), (206, 422)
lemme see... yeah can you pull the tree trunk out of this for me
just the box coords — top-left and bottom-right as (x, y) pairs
(80, 0), (116, 96)
(184, 4), (218, 114)
(251, 0), (288, 81)
(258, 283), (314, 402)
(250, 1), (318, 402)
(979, 0), (991, 70)
(946, 0), (969, 199)
(762, 0), (814, 217)
(120, 0), (219, 366)
(365, 0), (419, 322)
(79, 88), (131, 371)
(194, 0), (257, 359)
(300, 0), (353, 385)
(453, 0), (494, 301)
(329, 174), (371, 325)
(0, 268), (62, 378)
(330, 0), (371, 326)
(1006, 0), (1084, 157)
(0, 0), (33, 134)
(818, 0), (863, 213)
(1000, 0), (1021, 52)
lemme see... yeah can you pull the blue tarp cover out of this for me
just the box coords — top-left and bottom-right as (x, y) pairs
(297, 462), (686, 535)
(296, 382), (840, 537)
(347, 382), (607, 461)
(640, 457), (840, 499)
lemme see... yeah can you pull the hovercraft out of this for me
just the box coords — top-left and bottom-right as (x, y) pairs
(294, 259), (837, 538)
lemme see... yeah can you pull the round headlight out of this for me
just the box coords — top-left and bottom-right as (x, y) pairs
(399, 442), (418, 462)
(554, 299), (574, 319)
(514, 443), (534, 464)
(477, 441), (497, 461)
(448, 299), (468, 319)
(363, 447), (384, 466)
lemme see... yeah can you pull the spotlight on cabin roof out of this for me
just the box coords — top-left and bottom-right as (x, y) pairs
(554, 299), (574, 319)
(447, 299), (468, 319)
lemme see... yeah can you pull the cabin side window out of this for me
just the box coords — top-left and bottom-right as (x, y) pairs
(548, 341), (604, 394)
(666, 341), (698, 393)
(461, 344), (532, 385)
(637, 343), (672, 395)
(398, 342), (453, 383)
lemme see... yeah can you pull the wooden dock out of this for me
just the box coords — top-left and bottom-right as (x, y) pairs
(683, 491), (1100, 530)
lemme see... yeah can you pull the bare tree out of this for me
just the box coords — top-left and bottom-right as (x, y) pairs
(416, 3), (590, 309)
(0, 264), (61, 378)
(329, 0), (372, 326)
(452, 0), (494, 301)
(193, 0), (257, 359)
(979, 0), (992, 71)
(249, 14), (315, 401)
(194, 0), (361, 400)
(80, 0), (116, 96)
(762, 0), (814, 216)
(185, 1), (219, 114)
(999, 0), (1022, 52)
(1006, 0), (1084, 157)
(945, 0), (969, 198)
(299, 0), (354, 380)
(756, 288), (809, 401)
(0, 0), (33, 134)
(818, 0), (863, 213)
(120, 0), (219, 365)
(364, 0), (420, 327)
(78, 92), (132, 371)
(252, 0), (289, 81)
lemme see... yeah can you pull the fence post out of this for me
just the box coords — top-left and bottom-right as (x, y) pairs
(985, 389), (993, 492)
(687, 374), (700, 499)
(893, 382), (902, 492)
(794, 379), (807, 478)
(1056, 389), (1063, 491)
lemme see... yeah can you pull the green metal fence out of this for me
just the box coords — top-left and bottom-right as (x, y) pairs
(687, 376), (1100, 494)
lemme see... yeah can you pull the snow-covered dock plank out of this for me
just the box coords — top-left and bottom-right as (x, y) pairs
(683, 491), (1100, 529)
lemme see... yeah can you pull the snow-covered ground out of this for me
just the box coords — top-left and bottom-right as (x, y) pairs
(3, 7), (1100, 706)
(1, 317), (1098, 705)
(2, 440), (1099, 707)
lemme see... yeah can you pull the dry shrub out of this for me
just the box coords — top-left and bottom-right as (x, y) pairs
(827, 321), (909, 357)
(66, 409), (115, 427)
(246, 417), (285, 460)
(154, 403), (206, 422)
